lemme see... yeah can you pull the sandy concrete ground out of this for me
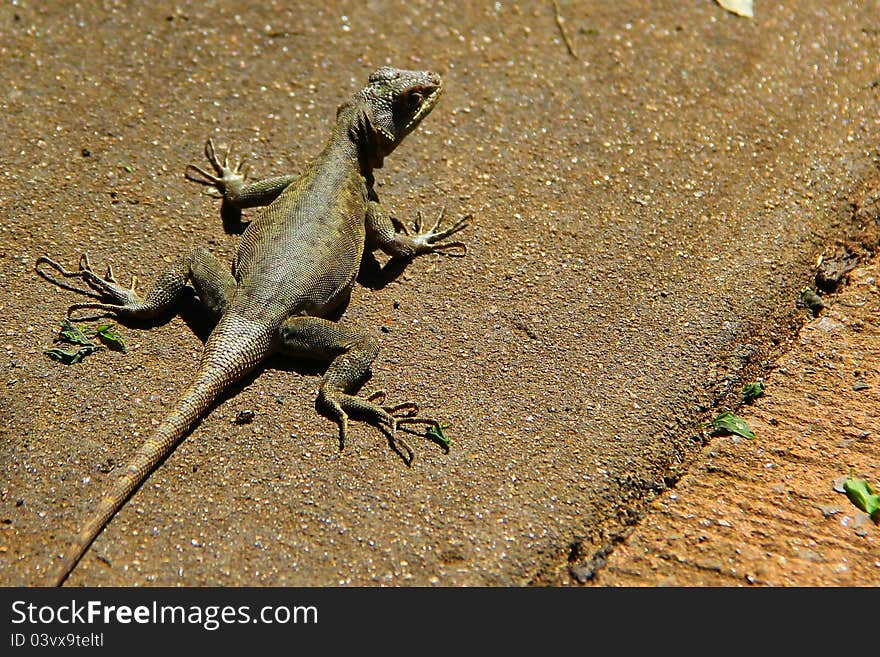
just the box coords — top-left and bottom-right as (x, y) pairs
(1, 1), (878, 586)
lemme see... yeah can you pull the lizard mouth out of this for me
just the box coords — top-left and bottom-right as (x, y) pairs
(407, 82), (443, 129)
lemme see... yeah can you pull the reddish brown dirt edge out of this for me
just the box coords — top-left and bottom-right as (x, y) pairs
(597, 258), (879, 585)
(587, 208), (880, 587)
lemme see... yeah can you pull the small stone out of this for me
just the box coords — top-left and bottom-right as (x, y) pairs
(832, 476), (849, 493)
(798, 548), (823, 563)
(818, 504), (842, 518)
(235, 410), (255, 425)
(814, 316), (842, 333)
(570, 556), (605, 583)
(800, 287), (826, 315)
(852, 512), (872, 528)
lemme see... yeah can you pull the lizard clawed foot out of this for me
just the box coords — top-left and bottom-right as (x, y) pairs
(365, 390), (419, 417)
(321, 389), (441, 465)
(184, 138), (248, 196)
(368, 391), (447, 464)
(404, 207), (471, 257)
(35, 254), (142, 318)
(386, 414), (449, 465)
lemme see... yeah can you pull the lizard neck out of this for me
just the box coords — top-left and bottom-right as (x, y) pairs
(333, 102), (387, 180)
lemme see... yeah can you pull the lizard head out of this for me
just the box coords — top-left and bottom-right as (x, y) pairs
(344, 66), (443, 166)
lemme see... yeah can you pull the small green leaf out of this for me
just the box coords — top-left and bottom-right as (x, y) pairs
(426, 423), (452, 450)
(842, 472), (880, 521)
(124, 165), (133, 173)
(94, 323), (127, 353)
(741, 381), (764, 404)
(44, 345), (101, 365)
(709, 411), (756, 439)
(58, 319), (96, 347)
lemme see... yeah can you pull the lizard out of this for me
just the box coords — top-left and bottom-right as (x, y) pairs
(35, 66), (468, 586)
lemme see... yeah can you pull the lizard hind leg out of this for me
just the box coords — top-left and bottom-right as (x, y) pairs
(278, 316), (440, 464)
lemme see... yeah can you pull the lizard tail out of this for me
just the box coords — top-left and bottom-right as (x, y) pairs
(49, 317), (271, 586)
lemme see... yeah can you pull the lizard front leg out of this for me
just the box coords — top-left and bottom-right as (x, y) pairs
(36, 247), (235, 320)
(366, 200), (469, 259)
(278, 315), (441, 464)
(185, 138), (297, 209)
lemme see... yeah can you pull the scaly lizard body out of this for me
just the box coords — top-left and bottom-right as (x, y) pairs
(36, 66), (467, 586)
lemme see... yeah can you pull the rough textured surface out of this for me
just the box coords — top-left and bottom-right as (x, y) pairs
(595, 252), (880, 586)
(1, 2), (879, 586)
